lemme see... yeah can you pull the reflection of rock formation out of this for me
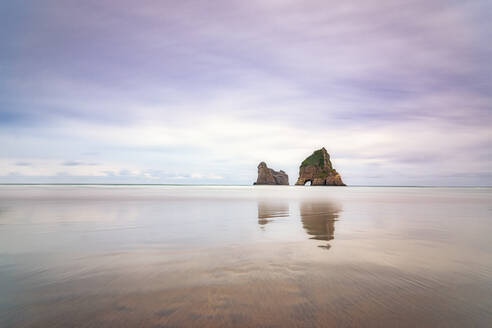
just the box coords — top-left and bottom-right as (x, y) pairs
(257, 202), (289, 225)
(254, 162), (289, 185)
(300, 201), (341, 249)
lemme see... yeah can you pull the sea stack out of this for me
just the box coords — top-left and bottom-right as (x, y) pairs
(254, 162), (289, 185)
(295, 148), (345, 186)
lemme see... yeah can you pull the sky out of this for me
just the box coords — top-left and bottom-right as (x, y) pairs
(1, 0), (491, 185)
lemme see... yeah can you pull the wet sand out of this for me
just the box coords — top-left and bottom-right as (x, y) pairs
(0, 185), (491, 327)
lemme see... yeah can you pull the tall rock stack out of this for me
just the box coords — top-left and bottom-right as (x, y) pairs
(254, 162), (289, 185)
(295, 148), (345, 186)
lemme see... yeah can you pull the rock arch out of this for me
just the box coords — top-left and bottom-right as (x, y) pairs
(295, 148), (345, 186)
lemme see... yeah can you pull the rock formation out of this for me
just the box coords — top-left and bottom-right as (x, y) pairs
(254, 162), (289, 185)
(295, 148), (345, 186)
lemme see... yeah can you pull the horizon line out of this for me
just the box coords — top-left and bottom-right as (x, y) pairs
(0, 183), (490, 188)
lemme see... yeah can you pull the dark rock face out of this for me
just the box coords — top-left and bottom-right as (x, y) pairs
(295, 148), (345, 186)
(254, 162), (289, 185)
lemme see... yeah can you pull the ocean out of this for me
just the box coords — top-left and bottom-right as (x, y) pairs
(1, 185), (491, 327)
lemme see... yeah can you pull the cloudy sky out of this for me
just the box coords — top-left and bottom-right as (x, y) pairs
(1, 0), (491, 185)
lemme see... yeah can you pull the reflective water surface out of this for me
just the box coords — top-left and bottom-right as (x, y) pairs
(0, 185), (491, 327)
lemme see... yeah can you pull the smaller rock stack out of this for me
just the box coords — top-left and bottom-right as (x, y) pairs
(254, 162), (289, 185)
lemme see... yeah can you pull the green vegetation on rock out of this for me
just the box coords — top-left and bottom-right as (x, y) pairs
(301, 149), (325, 167)
(300, 148), (333, 170)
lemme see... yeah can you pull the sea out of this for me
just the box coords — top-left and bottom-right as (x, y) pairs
(0, 185), (491, 327)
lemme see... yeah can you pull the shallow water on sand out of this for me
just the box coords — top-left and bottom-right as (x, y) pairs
(0, 185), (491, 327)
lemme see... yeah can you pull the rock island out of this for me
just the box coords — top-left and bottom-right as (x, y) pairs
(254, 162), (289, 185)
(295, 148), (345, 186)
